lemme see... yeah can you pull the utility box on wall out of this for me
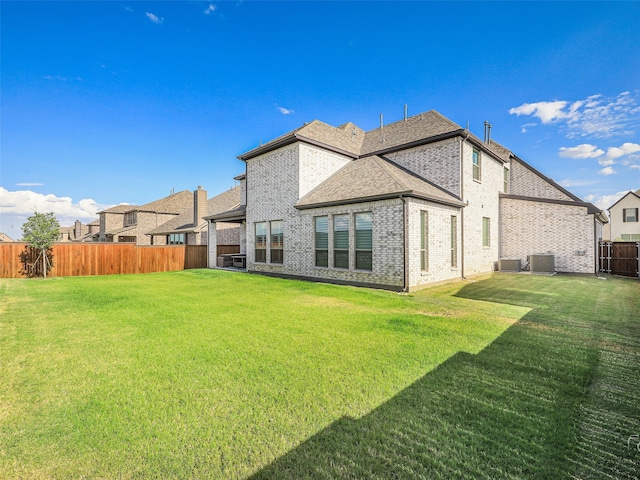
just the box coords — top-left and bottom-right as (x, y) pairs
(530, 254), (555, 273)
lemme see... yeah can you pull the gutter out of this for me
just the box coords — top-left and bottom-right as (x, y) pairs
(401, 195), (409, 292)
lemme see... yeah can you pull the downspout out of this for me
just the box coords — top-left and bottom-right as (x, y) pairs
(401, 195), (409, 292)
(459, 133), (468, 280)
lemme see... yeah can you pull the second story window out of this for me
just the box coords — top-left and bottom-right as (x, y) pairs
(503, 167), (509, 193)
(472, 148), (481, 182)
(125, 212), (137, 226)
(623, 208), (638, 222)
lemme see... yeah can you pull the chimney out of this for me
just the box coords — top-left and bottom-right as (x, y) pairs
(194, 186), (207, 227)
(74, 220), (81, 240)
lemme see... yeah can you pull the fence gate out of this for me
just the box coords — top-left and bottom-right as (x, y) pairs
(598, 241), (640, 278)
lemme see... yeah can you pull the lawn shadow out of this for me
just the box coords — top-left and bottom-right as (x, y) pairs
(249, 277), (640, 479)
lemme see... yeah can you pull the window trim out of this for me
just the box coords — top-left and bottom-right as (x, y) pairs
(472, 148), (481, 182)
(623, 207), (639, 223)
(314, 216), (329, 268)
(354, 212), (373, 271)
(420, 210), (428, 272)
(270, 220), (283, 264)
(333, 214), (350, 269)
(254, 221), (267, 263)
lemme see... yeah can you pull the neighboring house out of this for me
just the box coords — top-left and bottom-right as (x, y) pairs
(0, 232), (16, 242)
(148, 185), (241, 246)
(606, 189), (640, 241)
(96, 190), (193, 245)
(207, 110), (607, 291)
(59, 220), (99, 242)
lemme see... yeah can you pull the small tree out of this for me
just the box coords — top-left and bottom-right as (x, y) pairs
(21, 212), (60, 279)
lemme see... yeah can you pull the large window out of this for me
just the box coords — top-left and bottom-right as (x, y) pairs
(255, 222), (267, 263)
(621, 234), (640, 241)
(333, 214), (350, 269)
(270, 220), (283, 264)
(420, 211), (428, 272)
(124, 212), (137, 226)
(451, 216), (458, 268)
(623, 208), (639, 222)
(167, 233), (185, 245)
(472, 148), (481, 182)
(315, 216), (329, 267)
(482, 217), (490, 247)
(355, 213), (372, 271)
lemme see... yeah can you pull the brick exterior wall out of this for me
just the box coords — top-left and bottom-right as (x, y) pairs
(134, 212), (179, 245)
(509, 158), (573, 201)
(406, 198), (462, 289)
(500, 197), (598, 273)
(386, 137), (461, 196)
(461, 141), (504, 276)
(298, 143), (352, 197)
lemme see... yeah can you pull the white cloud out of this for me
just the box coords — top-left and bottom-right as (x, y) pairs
(145, 12), (164, 24)
(0, 187), (110, 223)
(630, 164), (640, 170)
(559, 179), (597, 188)
(16, 182), (44, 187)
(277, 107), (294, 115)
(510, 91), (640, 139)
(204, 4), (216, 15)
(558, 144), (604, 159)
(585, 190), (631, 209)
(598, 167), (616, 176)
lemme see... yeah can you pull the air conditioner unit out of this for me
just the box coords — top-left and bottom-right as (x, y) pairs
(530, 254), (555, 273)
(499, 258), (521, 272)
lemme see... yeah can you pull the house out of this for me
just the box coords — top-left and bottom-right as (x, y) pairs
(148, 185), (241, 247)
(59, 220), (99, 242)
(207, 110), (607, 291)
(606, 189), (640, 241)
(0, 232), (15, 242)
(96, 190), (193, 245)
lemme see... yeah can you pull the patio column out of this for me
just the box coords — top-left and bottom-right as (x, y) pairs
(208, 220), (217, 268)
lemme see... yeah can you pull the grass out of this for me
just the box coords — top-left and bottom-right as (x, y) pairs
(0, 270), (638, 478)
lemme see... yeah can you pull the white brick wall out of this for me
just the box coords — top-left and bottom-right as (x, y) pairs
(386, 137), (461, 196)
(500, 197), (597, 273)
(299, 143), (352, 198)
(510, 158), (573, 201)
(406, 198), (462, 288)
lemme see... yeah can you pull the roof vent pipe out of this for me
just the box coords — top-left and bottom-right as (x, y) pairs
(380, 113), (384, 129)
(404, 104), (408, 121)
(483, 121), (488, 142)
(487, 123), (492, 144)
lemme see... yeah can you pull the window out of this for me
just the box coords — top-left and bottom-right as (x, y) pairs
(623, 208), (638, 222)
(167, 233), (185, 245)
(420, 211), (428, 272)
(621, 234), (640, 241)
(255, 222), (267, 263)
(315, 216), (329, 267)
(355, 213), (373, 270)
(120, 236), (136, 243)
(124, 212), (137, 226)
(333, 214), (350, 269)
(482, 217), (490, 247)
(270, 220), (283, 264)
(472, 148), (481, 181)
(451, 216), (457, 268)
(503, 167), (509, 193)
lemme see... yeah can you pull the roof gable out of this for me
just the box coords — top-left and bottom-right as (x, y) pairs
(608, 190), (640, 210)
(296, 155), (464, 209)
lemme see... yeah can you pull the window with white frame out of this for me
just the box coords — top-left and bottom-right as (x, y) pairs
(623, 208), (638, 222)
(255, 222), (267, 263)
(315, 216), (329, 267)
(167, 233), (185, 245)
(355, 212), (372, 271)
(333, 214), (350, 269)
(270, 220), (283, 264)
(420, 211), (428, 272)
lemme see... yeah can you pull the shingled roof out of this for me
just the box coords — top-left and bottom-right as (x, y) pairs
(148, 186), (242, 235)
(296, 155), (465, 209)
(97, 204), (137, 214)
(129, 190), (192, 214)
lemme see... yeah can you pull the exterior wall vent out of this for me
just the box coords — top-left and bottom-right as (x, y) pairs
(530, 254), (555, 273)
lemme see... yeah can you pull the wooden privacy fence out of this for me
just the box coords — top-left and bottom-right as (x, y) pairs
(0, 243), (209, 278)
(598, 241), (640, 278)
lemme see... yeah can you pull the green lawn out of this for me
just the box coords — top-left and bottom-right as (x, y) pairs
(1, 271), (638, 479)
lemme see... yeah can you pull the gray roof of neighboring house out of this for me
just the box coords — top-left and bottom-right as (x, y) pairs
(296, 155), (466, 209)
(97, 204), (136, 214)
(149, 186), (242, 235)
(128, 190), (192, 214)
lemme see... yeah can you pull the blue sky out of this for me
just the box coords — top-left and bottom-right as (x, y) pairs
(1, 1), (639, 240)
